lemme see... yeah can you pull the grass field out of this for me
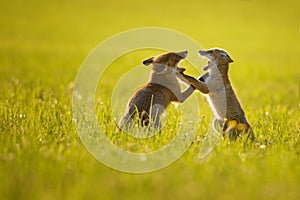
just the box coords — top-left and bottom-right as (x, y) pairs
(1, 0), (300, 199)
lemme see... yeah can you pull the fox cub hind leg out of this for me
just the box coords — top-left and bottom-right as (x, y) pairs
(222, 119), (255, 141)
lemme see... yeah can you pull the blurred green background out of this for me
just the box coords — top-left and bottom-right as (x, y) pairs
(0, 0), (299, 199)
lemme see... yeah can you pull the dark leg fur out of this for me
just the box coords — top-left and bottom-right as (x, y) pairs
(176, 72), (209, 94)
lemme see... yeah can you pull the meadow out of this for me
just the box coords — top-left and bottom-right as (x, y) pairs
(0, 0), (300, 199)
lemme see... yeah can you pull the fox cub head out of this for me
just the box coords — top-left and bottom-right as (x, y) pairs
(143, 51), (188, 74)
(199, 48), (233, 71)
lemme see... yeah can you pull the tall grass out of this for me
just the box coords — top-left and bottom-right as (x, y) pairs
(0, 0), (299, 199)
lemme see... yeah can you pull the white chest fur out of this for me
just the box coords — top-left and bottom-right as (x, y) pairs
(205, 66), (227, 120)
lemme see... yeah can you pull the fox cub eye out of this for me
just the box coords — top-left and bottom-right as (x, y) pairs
(220, 53), (228, 59)
(207, 50), (213, 54)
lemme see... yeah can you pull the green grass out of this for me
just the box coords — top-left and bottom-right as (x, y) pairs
(1, 0), (300, 199)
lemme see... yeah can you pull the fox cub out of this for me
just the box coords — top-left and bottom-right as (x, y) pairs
(118, 51), (194, 131)
(177, 48), (255, 140)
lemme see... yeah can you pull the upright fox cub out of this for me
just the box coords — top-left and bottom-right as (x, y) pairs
(118, 51), (194, 131)
(177, 48), (255, 140)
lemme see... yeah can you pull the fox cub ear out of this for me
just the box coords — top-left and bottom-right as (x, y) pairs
(221, 53), (234, 63)
(143, 57), (154, 66)
(227, 55), (234, 63)
(176, 67), (186, 73)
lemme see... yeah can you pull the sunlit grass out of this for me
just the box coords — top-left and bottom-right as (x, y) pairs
(0, 0), (299, 199)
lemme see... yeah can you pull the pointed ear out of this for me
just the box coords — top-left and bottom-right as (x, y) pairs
(221, 52), (234, 63)
(143, 57), (154, 66)
(177, 67), (186, 73)
(227, 55), (234, 63)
